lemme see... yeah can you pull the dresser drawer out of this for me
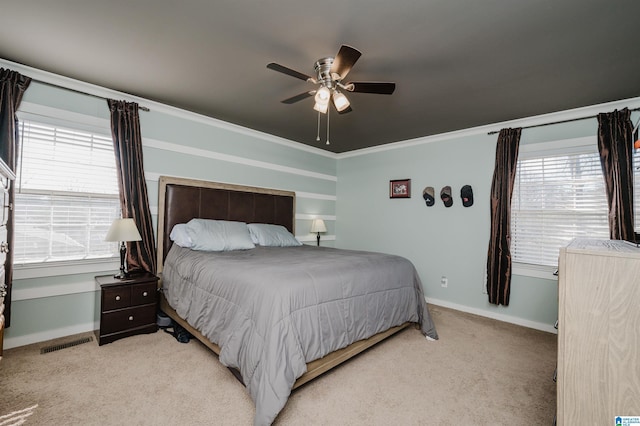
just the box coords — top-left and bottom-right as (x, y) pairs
(0, 224), (7, 267)
(0, 267), (5, 302)
(100, 304), (156, 335)
(0, 186), (8, 226)
(131, 282), (157, 305)
(102, 285), (132, 311)
(102, 282), (156, 311)
(0, 239), (3, 360)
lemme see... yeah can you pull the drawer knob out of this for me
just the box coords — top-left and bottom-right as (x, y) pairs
(0, 242), (9, 254)
(128, 316), (134, 321)
(115, 295), (121, 301)
(142, 291), (148, 297)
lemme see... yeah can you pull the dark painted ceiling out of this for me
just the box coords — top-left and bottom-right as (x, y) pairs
(1, 0), (639, 153)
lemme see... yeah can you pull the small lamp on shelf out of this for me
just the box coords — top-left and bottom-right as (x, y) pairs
(310, 219), (326, 247)
(105, 218), (142, 279)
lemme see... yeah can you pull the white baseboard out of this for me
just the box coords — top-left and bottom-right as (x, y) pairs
(426, 297), (557, 334)
(4, 321), (99, 350)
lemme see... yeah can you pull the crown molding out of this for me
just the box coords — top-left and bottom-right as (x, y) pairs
(337, 96), (640, 159)
(0, 58), (337, 159)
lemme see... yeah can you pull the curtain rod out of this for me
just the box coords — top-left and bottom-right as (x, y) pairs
(33, 78), (150, 112)
(487, 106), (640, 135)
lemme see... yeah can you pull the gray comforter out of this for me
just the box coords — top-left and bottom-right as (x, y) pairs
(162, 244), (438, 425)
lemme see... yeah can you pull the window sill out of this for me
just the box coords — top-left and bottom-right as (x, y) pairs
(13, 258), (120, 280)
(512, 262), (558, 281)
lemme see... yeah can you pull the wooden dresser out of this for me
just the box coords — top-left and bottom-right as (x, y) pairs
(557, 239), (640, 425)
(0, 158), (15, 361)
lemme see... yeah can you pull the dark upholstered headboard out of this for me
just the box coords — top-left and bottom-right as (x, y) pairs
(156, 176), (295, 274)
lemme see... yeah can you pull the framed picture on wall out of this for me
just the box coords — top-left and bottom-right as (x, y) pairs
(389, 179), (411, 198)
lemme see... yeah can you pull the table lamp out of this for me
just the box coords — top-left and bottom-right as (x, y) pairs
(310, 219), (326, 246)
(105, 218), (142, 279)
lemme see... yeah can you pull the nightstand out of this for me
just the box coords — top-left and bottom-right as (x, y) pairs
(96, 272), (158, 345)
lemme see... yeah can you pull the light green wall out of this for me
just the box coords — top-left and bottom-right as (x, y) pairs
(335, 109), (639, 330)
(5, 70), (337, 347)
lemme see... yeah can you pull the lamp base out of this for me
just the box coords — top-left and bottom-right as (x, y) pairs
(316, 232), (321, 246)
(115, 242), (128, 279)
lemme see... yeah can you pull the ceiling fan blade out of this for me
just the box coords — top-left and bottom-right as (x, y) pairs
(267, 63), (314, 82)
(346, 81), (396, 95)
(281, 91), (315, 104)
(330, 45), (362, 80)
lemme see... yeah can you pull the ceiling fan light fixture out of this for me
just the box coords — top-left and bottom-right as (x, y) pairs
(267, 45), (396, 142)
(314, 86), (331, 104)
(332, 91), (350, 112)
(314, 86), (331, 113)
(313, 101), (329, 114)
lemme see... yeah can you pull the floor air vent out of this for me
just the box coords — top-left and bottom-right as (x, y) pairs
(40, 336), (93, 354)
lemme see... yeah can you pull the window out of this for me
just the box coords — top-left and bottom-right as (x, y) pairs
(512, 138), (640, 270)
(511, 139), (610, 267)
(14, 119), (121, 264)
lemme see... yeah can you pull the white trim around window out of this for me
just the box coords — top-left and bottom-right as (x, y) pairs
(13, 102), (121, 273)
(512, 262), (558, 281)
(13, 258), (120, 280)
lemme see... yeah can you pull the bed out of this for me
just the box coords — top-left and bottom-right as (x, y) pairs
(156, 176), (438, 425)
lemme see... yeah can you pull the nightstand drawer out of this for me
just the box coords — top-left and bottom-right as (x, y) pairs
(131, 282), (156, 305)
(100, 304), (156, 335)
(102, 286), (132, 311)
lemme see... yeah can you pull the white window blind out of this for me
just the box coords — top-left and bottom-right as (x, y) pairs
(511, 149), (610, 267)
(14, 120), (121, 264)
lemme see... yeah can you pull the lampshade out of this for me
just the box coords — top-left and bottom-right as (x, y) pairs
(332, 91), (350, 112)
(313, 101), (329, 114)
(105, 218), (142, 242)
(313, 87), (331, 114)
(310, 219), (327, 233)
(314, 87), (331, 104)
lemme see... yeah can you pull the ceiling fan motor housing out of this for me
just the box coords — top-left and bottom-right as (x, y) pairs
(314, 57), (336, 88)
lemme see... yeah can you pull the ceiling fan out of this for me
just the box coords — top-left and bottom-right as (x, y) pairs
(267, 45), (396, 115)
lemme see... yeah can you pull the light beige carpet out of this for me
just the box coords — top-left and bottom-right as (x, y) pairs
(0, 305), (557, 425)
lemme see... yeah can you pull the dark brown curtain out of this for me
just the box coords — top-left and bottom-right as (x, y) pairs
(486, 128), (521, 306)
(107, 99), (156, 274)
(0, 68), (31, 327)
(597, 108), (635, 241)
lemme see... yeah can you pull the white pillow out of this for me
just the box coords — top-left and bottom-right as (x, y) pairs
(185, 219), (255, 251)
(248, 223), (301, 247)
(169, 223), (193, 248)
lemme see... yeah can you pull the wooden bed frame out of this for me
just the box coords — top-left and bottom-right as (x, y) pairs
(156, 175), (411, 390)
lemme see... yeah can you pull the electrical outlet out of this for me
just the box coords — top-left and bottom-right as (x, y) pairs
(440, 276), (448, 288)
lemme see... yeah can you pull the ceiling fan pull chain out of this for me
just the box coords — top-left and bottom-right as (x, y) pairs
(326, 108), (330, 145)
(316, 111), (321, 142)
